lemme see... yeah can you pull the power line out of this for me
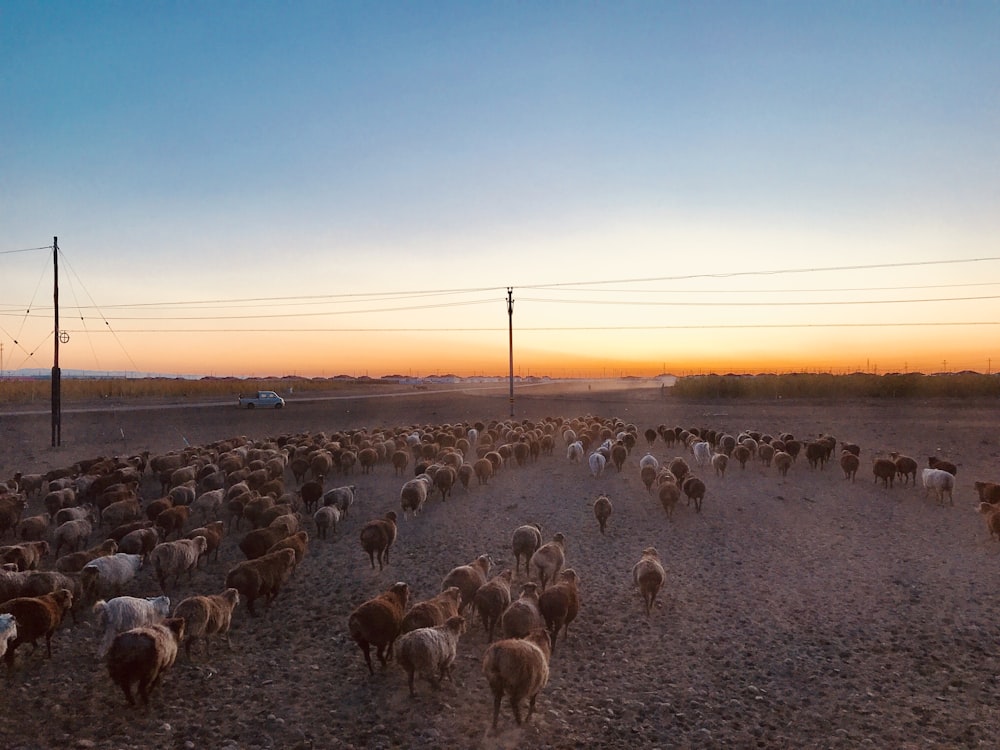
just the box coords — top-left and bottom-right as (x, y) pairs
(519, 294), (1000, 307)
(0, 245), (53, 255)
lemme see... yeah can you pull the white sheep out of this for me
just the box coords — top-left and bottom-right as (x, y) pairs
(93, 595), (171, 658)
(323, 485), (356, 518)
(191, 489), (225, 523)
(0, 612), (16, 661)
(588, 452), (606, 478)
(692, 441), (712, 467)
(395, 614), (467, 696)
(566, 441), (584, 463)
(400, 475), (432, 517)
(81, 553), (144, 602)
(921, 468), (955, 506)
(313, 505), (342, 539)
(638, 454), (659, 472)
(149, 537), (208, 592)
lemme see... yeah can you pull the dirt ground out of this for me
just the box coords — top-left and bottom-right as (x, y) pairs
(2, 381), (1000, 749)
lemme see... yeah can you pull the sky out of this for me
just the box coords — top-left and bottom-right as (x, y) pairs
(2, 1), (999, 379)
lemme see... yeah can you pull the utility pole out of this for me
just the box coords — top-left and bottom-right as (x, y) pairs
(52, 237), (61, 447)
(507, 287), (514, 417)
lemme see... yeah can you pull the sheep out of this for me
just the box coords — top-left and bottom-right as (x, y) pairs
(149, 537), (207, 592)
(928, 456), (958, 476)
(360, 511), (398, 570)
(511, 523), (542, 575)
(638, 453), (659, 472)
(313, 505), (342, 539)
(682, 475), (706, 513)
(16, 513), (50, 543)
(482, 627), (552, 730)
(106, 617), (185, 706)
(922, 468), (955, 506)
(805, 442), (828, 470)
(668, 457), (690, 482)
(298, 480), (324, 513)
(118, 527), (160, 563)
(529, 533), (565, 591)
(0, 613), (16, 661)
(658, 482), (681, 519)
(441, 554), (491, 614)
(593, 494), (612, 534)
(457, 463), (474, 490)
(732, 444), (752, 469)
(53, 504), (95, 527)
(395, 615), (466, 696)
(692, 441), (712, 467)
(172, 588), (240, 656)
(239, 526), (291, 561)
(401, 586), (462, 634)
(566, 441), (584, 463)
(978, 502), (1000, 540)
(610, 442), (627, 471)
(93, 595), (171, 658)
(53, 518), (92, 557)
(81, 553), (143, 602)
(500, 581), (544, 639)
(0, 541), (49, 571)
(890, 453), (918, 485)
(224, 547), (297, 616)
(587, 452), (606, 478)
(266, 530), (309, 572)
(323, 485), (356, 518)
(56, 538), (118, 574)
(840, 451), (860, 482)
(155, 505), (191, 540)
(186, 520), (224, 565)
(400, 475), (432, 516)
(712, 452), (728, 478)
(347, 581), (409, 674)
(538, 568), (579, 653)
(0, 588), (74, 669)
(473, 569), (513, 642)
(101, 498), (142, 531)
(773, 451), (793, 477)
(391, 450), (410, 476)
(191, 488), (225, 523)
(873, 458), (897, 488)
(974, 481), (1000, 505)
(632, 547), (666, 616)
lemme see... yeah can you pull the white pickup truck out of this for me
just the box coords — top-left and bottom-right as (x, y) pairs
(237, 390), (285, 409)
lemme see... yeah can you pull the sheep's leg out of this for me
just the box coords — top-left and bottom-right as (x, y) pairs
(120, 680), (135, 706)
(359, 641), (374, 675)
(490, 688), (503, 729)
(511, 694), (524, 725)
(406, 669), (416, 696)
(527, 692), (539, 721)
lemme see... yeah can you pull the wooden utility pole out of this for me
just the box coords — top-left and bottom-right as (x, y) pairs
(507, 287), (514, 417)
(52, 237), (61, 447)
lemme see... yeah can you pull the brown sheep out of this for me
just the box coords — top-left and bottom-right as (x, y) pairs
(0, 588), (74, 669)
(511, 524), (542, 575)
(16, 514), (50, 543)
(441, 554), (491, 614)
(890, 453), (918, 485)
(593, 494), (612, 534)
(658, 482), (681, 519)
(172, 588), (241, 657)
(395, 615), (466, 697)
(186, 520), (225, 565)
(529, 533), (565, 591)
(482, 627), (552, 730)
(239, 526), (290, 561)
(347, 581), (409, 675)
(840, 451), (860, 482)
(400, 586), (462, 634)
(150, 537), (207, 592)
(433, 465), (457, 501)
(928, 456), (958, 476)
(632, 547), (666, 616)
(106, 617), (185, 706)
(773, 451), (793, 477)
(0, 541), (49, 572)
(668, 456), (690, 482)
(682, 475), (706, 513)
(359, 511), (397, 570)
(974, 481), (1000, 505)
(473, 569), (513, 642)
(55, 539), (118, 574)
(873, 458), (896, 488)
(155, 505), (190, 541)
(473, 457), (494, 485)
(224, 547), (297, 616)
(538, 568), (579, 652)
(118, 527), (160, 563)
(265, 530), (309, 573)
(500, 582), (543, 639)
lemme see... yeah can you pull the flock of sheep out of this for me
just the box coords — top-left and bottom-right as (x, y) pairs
(0, 412), (993, 735)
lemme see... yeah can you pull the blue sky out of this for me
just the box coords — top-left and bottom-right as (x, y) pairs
(2, 2), (999, 377)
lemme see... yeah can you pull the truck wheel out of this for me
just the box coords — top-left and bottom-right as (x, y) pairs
(246, 403), (255, 409)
